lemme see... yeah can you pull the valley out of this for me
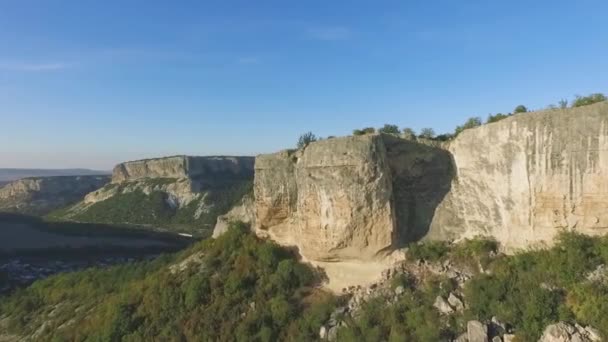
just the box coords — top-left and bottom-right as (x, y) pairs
(0, 214), (191, 294)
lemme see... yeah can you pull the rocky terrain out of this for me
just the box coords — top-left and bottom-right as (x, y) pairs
(251, 102), (608, 289)
(0, 176), (110, 215)
(57, 155), (255, 234)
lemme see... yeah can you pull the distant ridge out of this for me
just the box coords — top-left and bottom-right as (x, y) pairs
(0, 168), (111, 182)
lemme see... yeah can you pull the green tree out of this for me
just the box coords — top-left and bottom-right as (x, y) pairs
(572, 93), (607, 108)
(486, 113), (510, 124)
(514, 105), (528, 113)
(418, 128), (435, 139)
(455, 116), (482, 136)
(378, 124), (400, 135)
(402, 127), (416, 140)
(558, 99), (568, 109)
(297, 132), (317, 149)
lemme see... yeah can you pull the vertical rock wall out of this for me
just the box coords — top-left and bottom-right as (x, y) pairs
(254, 102), (608, 263)
(430, 102), (608, 248)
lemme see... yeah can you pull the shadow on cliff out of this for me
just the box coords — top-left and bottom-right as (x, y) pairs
(382, 135), (455, 248)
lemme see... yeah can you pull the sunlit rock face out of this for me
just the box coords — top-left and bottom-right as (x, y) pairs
(254, 102), (608, 269)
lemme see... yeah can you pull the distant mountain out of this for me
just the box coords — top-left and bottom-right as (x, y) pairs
(0, 168), (110, 182)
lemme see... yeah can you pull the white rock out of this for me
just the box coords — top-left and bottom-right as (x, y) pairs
(448, 293), (465, 312)
(467, 320), (488, 342)
(319, 326), (327, 340)
(433, 295), (454, 315)
(502, 334), (516, 342)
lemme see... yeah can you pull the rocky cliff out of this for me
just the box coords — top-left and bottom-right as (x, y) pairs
(60, 156), (254, 234)
(431, 101), (608, 248)
(253, 102), (608, 288)
(0, 176), (110, 215)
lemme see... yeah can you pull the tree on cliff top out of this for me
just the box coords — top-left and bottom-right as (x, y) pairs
(513, 105), (528, 113)
(378, 124), (400, 135)
(353, 127), (376, 136)
(454, 116), (482, 136)
(297, 132), (318, 149)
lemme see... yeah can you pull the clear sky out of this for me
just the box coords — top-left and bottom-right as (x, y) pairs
(1, 0), (607, 169)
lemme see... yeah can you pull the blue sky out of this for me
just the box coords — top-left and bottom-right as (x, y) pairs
(1, 0), (607, 169)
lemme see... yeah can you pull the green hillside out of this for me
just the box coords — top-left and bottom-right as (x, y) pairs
(2, 224), (608, 341)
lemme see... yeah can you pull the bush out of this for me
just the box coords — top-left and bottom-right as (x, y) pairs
(378, 124), (400, 135)
(297, 132), (318, 149)
(486, 113), (510, 124)
(572, 93), (607, 108)
(353, 127), (376, 135)
(406, 240), (449, 262)
(513, 105), (528, 113)
(402, 127), (416, 140)
(454, 117), (482, 136)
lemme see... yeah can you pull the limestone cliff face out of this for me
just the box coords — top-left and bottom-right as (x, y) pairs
(430, 101), (608, 248)
(254, 102), (608, 267)
(255, 135), (396, 262)
(0, 176), (110, 215)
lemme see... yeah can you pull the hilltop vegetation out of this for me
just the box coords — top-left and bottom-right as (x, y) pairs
(2, 223), (608, 341)
(0, 223), (337, 341)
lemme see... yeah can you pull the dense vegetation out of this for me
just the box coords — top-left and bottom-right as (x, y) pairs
(3, 223), (608, 341)
(50, 180), (252, 236)
(0, 223), (338, 341)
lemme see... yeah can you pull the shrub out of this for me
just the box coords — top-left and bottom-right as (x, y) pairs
(353, 127), (376, 135)
(454, 117), (482, 136)
(572, 93), (607, 107)
(513, 105), (528, 113)
(406, 240), (449, 262)
(378, 124), (400, 135)
(486, 113), (510, 123)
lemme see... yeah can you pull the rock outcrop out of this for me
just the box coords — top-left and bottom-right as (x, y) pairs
(253, 102), (608, 287)
(0, 176), (109, 215)
(539, 322), (601, 342)
(59, 156), (255, 234)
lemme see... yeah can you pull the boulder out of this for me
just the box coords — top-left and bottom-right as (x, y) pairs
(434, 296), (455, 315)
(467, 320), (488, 342)
(448, 292), (465, 312)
